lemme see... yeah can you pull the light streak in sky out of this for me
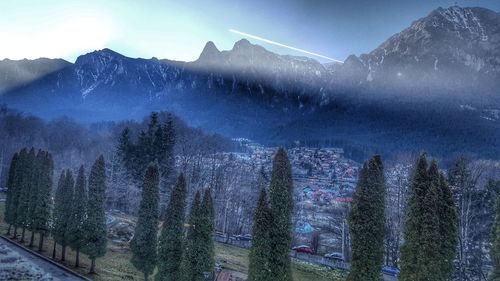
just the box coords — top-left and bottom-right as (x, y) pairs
(229, 29), (343, 63)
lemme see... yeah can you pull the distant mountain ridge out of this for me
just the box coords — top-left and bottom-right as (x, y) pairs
(3, 6), (500, 102)
(331, 6), (500, 97)
(0, 58), (70, 93)
(1, 5), (499, 159)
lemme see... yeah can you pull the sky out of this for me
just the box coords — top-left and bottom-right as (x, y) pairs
(1, 0), (499, 63)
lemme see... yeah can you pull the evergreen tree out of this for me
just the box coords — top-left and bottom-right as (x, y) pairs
(198, 188), (215, 279)
(268, 148), (294, 281)
(492, 196), (500, 281)
(16, 148), (36, 243)
(436, 172), (458, 279)
(31, 151), (53, 252)
(52, 171), (65, 259)
(347, 155), (386, 281)
(417, 161), (442, 280)
(59, 170), (74, 261)
(12, 148), (29, 239)
(4, 152), (20, 236)
(400, 154), (430, 281)
(131, 162), (160, 281)
(68, 165), (88, 267)
(181, 191), (202, 281)
(117, 112), (176, 186)
(27, 150), (43, 247)
(401, 155), (458, 281)
(160, 115), (176, 194)
(156, 173), (187, 281)
(82, 155), (108, 274)
(117, 127), (133, 173)
(248, 188), (272, 281)
(52, 170), (75, 260)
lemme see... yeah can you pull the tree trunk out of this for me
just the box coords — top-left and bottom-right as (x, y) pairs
(61, 245), (66, 261)
(75, 250), (80, 267)
(52, 241), (57, 259)
(6, 224), (11, 235)
(38, 234), (44, 252)
(144, 272), (149, 281)
(89, 258), (96, 274)
(20, 228), (25, 243)
(29, 231), (35, 247)
(13, 227), (17, 239)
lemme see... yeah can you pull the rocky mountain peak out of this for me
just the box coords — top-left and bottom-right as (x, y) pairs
(232, 39), (252, 50)
(332, 6), (500, 91)
(75, 48), (124, 66)
(197, 41), (221, 62)
(229, 39), (269, 57)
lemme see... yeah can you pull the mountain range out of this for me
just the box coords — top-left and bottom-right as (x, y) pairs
(1, 6), (499, 160)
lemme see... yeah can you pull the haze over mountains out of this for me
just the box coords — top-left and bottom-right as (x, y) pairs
(332, 6), (500, 97)
(1, 6), (499, 159)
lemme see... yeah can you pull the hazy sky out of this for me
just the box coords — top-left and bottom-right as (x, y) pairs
(1, 0), (499, 63)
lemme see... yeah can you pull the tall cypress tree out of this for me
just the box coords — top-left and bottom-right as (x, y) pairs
(181, 191), (202, 281)
(156, 173), (187, 281)
(32, 151), (53, 252)
(160, 115), (176, 194)
(198, 188), (215, 279)
(68, 165), (88, 267)
(52, 171), (66, 259)
(52, 169), (75, 260)
(82, 155), (108, 274)
(28, 150), (43, 247)
(268, 148), (294, 281)
(131, 162), (160, 281)
(12, 149), (29, 238)
(401, 154), (430, 281)
(417, 161), (442, 280)
(61, 170), (75, 261)
(401, 155), (458, 281)
(16, 148), (36, 243)
(491, 196), (500, 281)
(437, 172), (457, 279)
(118, 127), (133, 173)
(347, 155), (386, 281)
(248, 188), (272, 281)
(4, 152), (20, 236)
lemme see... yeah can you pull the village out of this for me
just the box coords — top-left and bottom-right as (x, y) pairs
(231, 139), (360, 255)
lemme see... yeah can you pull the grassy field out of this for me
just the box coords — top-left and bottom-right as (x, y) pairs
(215, 242), (346, 281)
(0, 204), (346, 281)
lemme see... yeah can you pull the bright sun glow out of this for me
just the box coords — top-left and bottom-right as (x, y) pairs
(0, 15), (112, 61)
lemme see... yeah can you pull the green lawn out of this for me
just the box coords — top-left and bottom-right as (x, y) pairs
(0, 204), (345, 281)
(216, 242), (346, 281)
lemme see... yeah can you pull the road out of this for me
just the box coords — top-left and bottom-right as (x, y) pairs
(384, 274), (398, 281)
(0, 235), (89, 281)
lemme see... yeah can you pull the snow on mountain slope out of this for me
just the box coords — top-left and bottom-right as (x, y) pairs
(334, 6), (500, 94)
(2, 6), (500, 110)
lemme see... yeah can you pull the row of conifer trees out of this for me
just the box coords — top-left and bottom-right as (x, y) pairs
(247, 148), (295, 281)
(246, 152), (500, 281)
(129, 162), (215, 281)
(5, 147), (499, 280)
(347, 153), (500, 281)
(130, 148), (295, 281)
(4, 148), (108, 273)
